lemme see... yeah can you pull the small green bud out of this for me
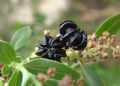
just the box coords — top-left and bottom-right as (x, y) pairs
(1, 65), (12, 78)
(66, 48), (80, 61)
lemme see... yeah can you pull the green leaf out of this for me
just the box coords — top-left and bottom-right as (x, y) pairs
(24, 58), (80, 80)
(80, 64), (104, 86)
(8, 70), (22, 86)
(15, 64), (42, 86)
(30, 75), (42, 86)
(95, 13), (120, 36)
(44, 79), (58, 86)
(21, 71), (31, 86)
(16, 64), (31, 86)
(1, 64), (11, 76)
(15, 56), (22, 63)
(0, 40), (16, 64)
(10, 26), (32, 51)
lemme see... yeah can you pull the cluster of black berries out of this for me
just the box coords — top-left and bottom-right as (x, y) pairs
(35, 20), (87, 61)
(35, 35), (66, 62)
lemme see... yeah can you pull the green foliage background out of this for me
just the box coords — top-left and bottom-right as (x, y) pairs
(0, 0), (120, 86)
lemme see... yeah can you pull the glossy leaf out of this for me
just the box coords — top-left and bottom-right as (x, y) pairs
(24, 58), (80, 80)
(10, 26), (32, 51)
(80, 64), (104, 86)
(8, 70), (22, 86)
(95, 13), (120, 36)
(0, 40), (16, 64)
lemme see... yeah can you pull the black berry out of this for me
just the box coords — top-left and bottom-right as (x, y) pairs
(35, 20), (87, 62)
(59, 20), (87, 50)
(60, 20), (77, 35)
(70, 30), (87, 50)
(35, 35), (66, 62)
